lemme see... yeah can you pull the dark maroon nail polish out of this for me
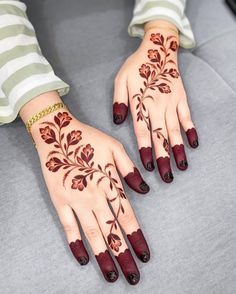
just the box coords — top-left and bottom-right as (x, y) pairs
(156, 157), (173, 183)
(95, 250), (119, 283)
(69, 239), (89, 266)
(113, 102), (128, 124)
(172, 144), (188, 171)
(139, 147), (154, 171)
(127, 229), (150, 263)
(186, 128), (199, 149)
(128, 273), (140, 285)
(124, 167), (150, 194)
(116, 249), (140, 285)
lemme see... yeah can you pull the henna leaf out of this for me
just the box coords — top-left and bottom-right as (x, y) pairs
(47, 150), (60, 158)
(121, 204), (125, 214)
(97, 176), (105, 186)
(106, 220), (114, 224)
(110, 182), (113, 190)
(62, 169), (73, 187)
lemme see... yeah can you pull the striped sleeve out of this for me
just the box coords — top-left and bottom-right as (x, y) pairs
(0, 0), (69, 124)
(128, 0), (196, 49)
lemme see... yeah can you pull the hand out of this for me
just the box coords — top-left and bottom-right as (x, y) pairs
(113, 20), (199, 183)
(21, 93), (150, 285)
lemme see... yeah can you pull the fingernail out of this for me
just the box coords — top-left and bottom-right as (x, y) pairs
(179, 160), (188, 170)
(113, 102), (128, 125)
(192, 139), (199, 148)
(128, 273), (140, 285)
(146, 161), (154, 171)
(163, 171), (174, 183)
(78, 256), (89, 266)
(139, 147), (154, 171)
(107, 270), (118, 282)
(140, 251), (150, 263)
(139, 181), (150, 193)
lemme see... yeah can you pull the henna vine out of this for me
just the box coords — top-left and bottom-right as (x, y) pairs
(39, 112), (125, 252)
(153, 128), (170, 155)
(133, 33), (179, 130)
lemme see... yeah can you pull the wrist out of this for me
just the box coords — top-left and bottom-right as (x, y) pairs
(144, 20), (178, 35)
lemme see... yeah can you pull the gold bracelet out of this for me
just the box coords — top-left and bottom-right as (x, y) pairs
(144, 24), (179, 36)
(26, 102), (66, 134)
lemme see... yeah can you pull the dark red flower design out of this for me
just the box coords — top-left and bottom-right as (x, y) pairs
(81, 144), (94, 163)
(147, 49), (160, 62)
(150, 33), (164, 45)
(71, 175), (87, 191)
(168, 68), (179, 78)
(163, 138), (170, 154)
(40, 126), (56, 144)
(67, 130), (82, 146)
(157, 83), (171, 93)
(54, 112), (72, 128)
(107, 233), (122, 252)
(169, 41), (178, 52)
(139, 64), (151, 79)
(46, 157), (63, 172)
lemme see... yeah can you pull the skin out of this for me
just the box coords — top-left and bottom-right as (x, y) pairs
(113, 20), (199, 183)
(20, 91), (150, 285)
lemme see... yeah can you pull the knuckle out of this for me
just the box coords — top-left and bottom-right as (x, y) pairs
(119, 211), (135, 226)
(169, 127), (180, 136)
(86, 226), (101, 240)
(135, 127), (149, 138)
(62, 223), (77, 234)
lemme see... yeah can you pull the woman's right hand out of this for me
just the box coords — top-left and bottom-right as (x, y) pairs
(22, 94), (150, 285)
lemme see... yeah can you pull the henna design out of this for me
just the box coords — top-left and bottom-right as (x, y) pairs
(172, 144), (188, 170)
(153, 127), (170, 155)
(40, 112), (126, 252)
(124, 167), (150, 194)
(69, 239), (89, 265)
(115, 248), (140, 285)
(186, 128), (199, 148)
(127, 229), (150, 263)
(113, 102), (128, 124)
(156, 157), (173, 183)
(95, 250), (118, 282)
(139, 147), (154, 171)
(133, 33), (179, 130)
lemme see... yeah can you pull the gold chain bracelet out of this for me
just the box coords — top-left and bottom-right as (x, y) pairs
(26, 102), (66, 134)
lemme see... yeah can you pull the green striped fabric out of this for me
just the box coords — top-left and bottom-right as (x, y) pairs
(128, 0), (196, 49)
(0, 0), (69, 124)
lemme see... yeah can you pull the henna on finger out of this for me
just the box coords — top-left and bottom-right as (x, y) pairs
(124, 167), (150, 194)
(127, 229), (150, 263)
(186, 128), (199, 148)
(172, 144), (188, 170)
(69, 239), (89, 265)
(139, 147), (154, 171)
(115, 249), (140, 285)
(156, 157), (173, 183)
(95, 250), (119, 283)
(113, 102), (128, 124)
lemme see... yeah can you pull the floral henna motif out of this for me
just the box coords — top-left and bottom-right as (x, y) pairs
(40, 112), (125, 252)
(153, 127), (170, 155)
(133, 33), (179, 130)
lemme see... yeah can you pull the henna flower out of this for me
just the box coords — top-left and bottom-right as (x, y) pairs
(46, 157), (63, 172)
(147, 49), (160, 63)
(71, 175), (87, 191)
(157, 83), (171, 93)
(150, 33), (164, 45)
(81, 144), (94, 164)
(108, 233), (122, 252)
(67, 130), (82, 145)
(169, 40), (178, 52)
(168, 68), (179, 78)
(40, 126), (56, 144)
(139, 64), (151, 79)
(54, 112), (72, 128)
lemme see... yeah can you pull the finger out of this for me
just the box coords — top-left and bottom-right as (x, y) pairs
(113, 73), (128, 124)
(74, 207), (119, 283)
(177, 98), (199, 148)
(129, 88), (154, 171)
(104, 171), (150, 263)
(113, 142), (150, 194)
(166, 107), (188, 171)
(149, 105), (173, 183)
(57, 205), (89, 266)
(94, 198), (140, 285)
